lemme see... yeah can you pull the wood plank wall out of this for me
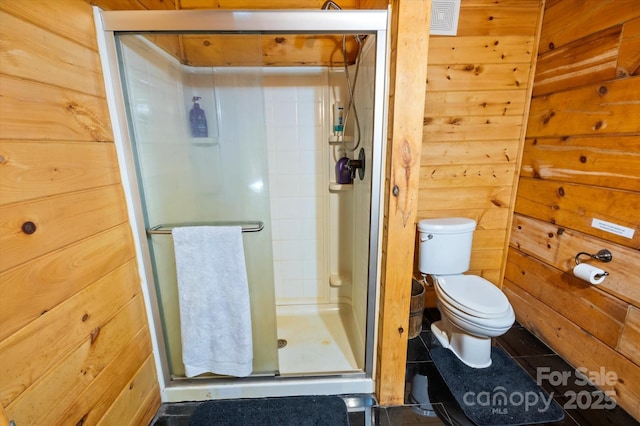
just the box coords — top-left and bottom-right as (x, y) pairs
(0, 1), (160, 424)
(504, 0), (640, 419)
(418, 0), (544, 305)
(375, 0), (431, 405)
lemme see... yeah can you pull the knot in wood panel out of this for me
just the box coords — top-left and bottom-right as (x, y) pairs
(22, 221), (36, 235)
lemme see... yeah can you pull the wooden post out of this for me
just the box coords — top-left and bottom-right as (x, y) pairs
(375, 0), (431, 405)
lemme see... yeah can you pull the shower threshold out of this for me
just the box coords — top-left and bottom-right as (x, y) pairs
(276, 303), (364, 376)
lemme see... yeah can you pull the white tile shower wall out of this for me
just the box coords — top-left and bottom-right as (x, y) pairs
(119, 36), (195, 226)
(263, 68), (332, 305)
(123, 39), (355, 308)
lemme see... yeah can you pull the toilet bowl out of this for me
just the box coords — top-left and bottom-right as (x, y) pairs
(430, 274), (514, 368)
(417, 218), (515, 368)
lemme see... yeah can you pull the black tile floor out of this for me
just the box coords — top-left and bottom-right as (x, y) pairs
(150, 309), (639, 425)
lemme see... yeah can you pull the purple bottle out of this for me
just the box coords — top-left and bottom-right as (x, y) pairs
(189, 96), (208, 138)
(336, 156), (353, 184)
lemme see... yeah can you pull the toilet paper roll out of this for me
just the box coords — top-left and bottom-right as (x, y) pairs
(573, 263), (607, 285)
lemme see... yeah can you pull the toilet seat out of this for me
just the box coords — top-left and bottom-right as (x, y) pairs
(436, 296), (514, 336)
(433, 275), (511, 318)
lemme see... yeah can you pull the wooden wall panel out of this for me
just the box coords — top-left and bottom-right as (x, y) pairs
(527, 77), (640, 137)
(4, 296), (148, 424)
(515, 179), (640, 249)
(376, 0), (431, 405)
(0, 141), (122, 205)
(0, 185), (130, 271)
(180, 34), (358, 67)
(418, 0), (543, 302)
(520, 136), (640, 192)
(424, 90), (528, 117)
(619, 307), (640, 366)
(0, 0), (99, 50)
(456, 4), (540, 37)
(533, 25), (621, 96)
(428, 36), (534, 64)
(178, 0), (359, 8)
(510, 214), (640, 307)
(506, 249), (628, 348)
(538, 0), (639, 56)
(0, 224), (136, 342)
(58, 329), (155, 424)
(0, 1), (159, 424)
(618, 17), (640, 77)
(98, 356), (160, 425)
(0, 11), (106, 97)
(504, 282), (640, 417)
(0, 76), (112, 142)
(507, 0), (640, 419)
(0, 261), (140, 407)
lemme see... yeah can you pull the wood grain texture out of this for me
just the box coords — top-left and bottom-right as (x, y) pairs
(0, 3), (159, 422)
(0, 141), (121, 205)
(419, 186), (513, 210)
(0, 11), (106, 97)
(376, 0), (431, 406)
(456, 4), (540, 37)
(509, 214), (640, 307)
(181, 34), (358, 67)
(57, 329), (155, 425)
(428, 36), (534, 65)
(178, 0), (359, 8)
(520, 136), (640, 192)
(0, 75), (112, 142)
(425, 90), (528, 117)
(419, 163), (516, 188)
(4, 296), (148, 425)
(427, 63), (530, 91)
(0, 224), (136, 341)
(538, 0), (639, 55)
(506, 248), (628, 348)
(0, 0), (98, 50)
(423, 115), (524, 142)
(527, 76), (640, 138)
(0, 185), (130, 272)
(515, 178), (640, 249)
(618, 307), (640, 366)
(0, 261), (140, 407)
(533, 25), (621, 96)
(505, 282), (640, 420)
(618, 17), (640, 78)
(97, 356), (159, 426)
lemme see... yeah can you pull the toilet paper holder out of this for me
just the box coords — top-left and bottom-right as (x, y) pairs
(574, 249), (612, 278)
(574, 249), (613, 265)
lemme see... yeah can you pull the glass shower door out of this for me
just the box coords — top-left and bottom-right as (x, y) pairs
(116, 33), (279, 378)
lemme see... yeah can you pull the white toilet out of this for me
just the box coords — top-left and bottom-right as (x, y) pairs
(417, 217), (515, 368)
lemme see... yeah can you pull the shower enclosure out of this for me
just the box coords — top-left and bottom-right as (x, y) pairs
(96, 8), (388, 401)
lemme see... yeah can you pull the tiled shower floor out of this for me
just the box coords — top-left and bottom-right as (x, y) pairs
(150, 309), (639, 425)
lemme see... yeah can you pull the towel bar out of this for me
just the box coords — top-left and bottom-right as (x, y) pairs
(147, 221), (264, 235)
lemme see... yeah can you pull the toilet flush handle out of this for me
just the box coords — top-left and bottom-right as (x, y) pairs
(420, 234), (433, 242)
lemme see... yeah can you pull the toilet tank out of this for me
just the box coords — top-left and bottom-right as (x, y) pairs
(417, 218), (476, 275)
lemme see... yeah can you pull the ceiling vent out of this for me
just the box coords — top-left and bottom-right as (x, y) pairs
(430, 0), (461, 36)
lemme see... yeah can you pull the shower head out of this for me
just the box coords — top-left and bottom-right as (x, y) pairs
(321, 0), (342, 10)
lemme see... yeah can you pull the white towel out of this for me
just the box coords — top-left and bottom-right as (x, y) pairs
(172, 226), (253, 377)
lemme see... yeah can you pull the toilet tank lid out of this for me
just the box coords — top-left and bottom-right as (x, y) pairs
(417, 218), (476, 234)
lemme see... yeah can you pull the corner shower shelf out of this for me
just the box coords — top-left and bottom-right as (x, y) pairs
(189, 137), (218, 146)
(329, 182), (353, 192)
(329, 273), (351, 287)
(328, 135), (353, 145)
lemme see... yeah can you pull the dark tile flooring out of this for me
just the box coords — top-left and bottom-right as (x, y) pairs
(150, 309), (639, 425)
